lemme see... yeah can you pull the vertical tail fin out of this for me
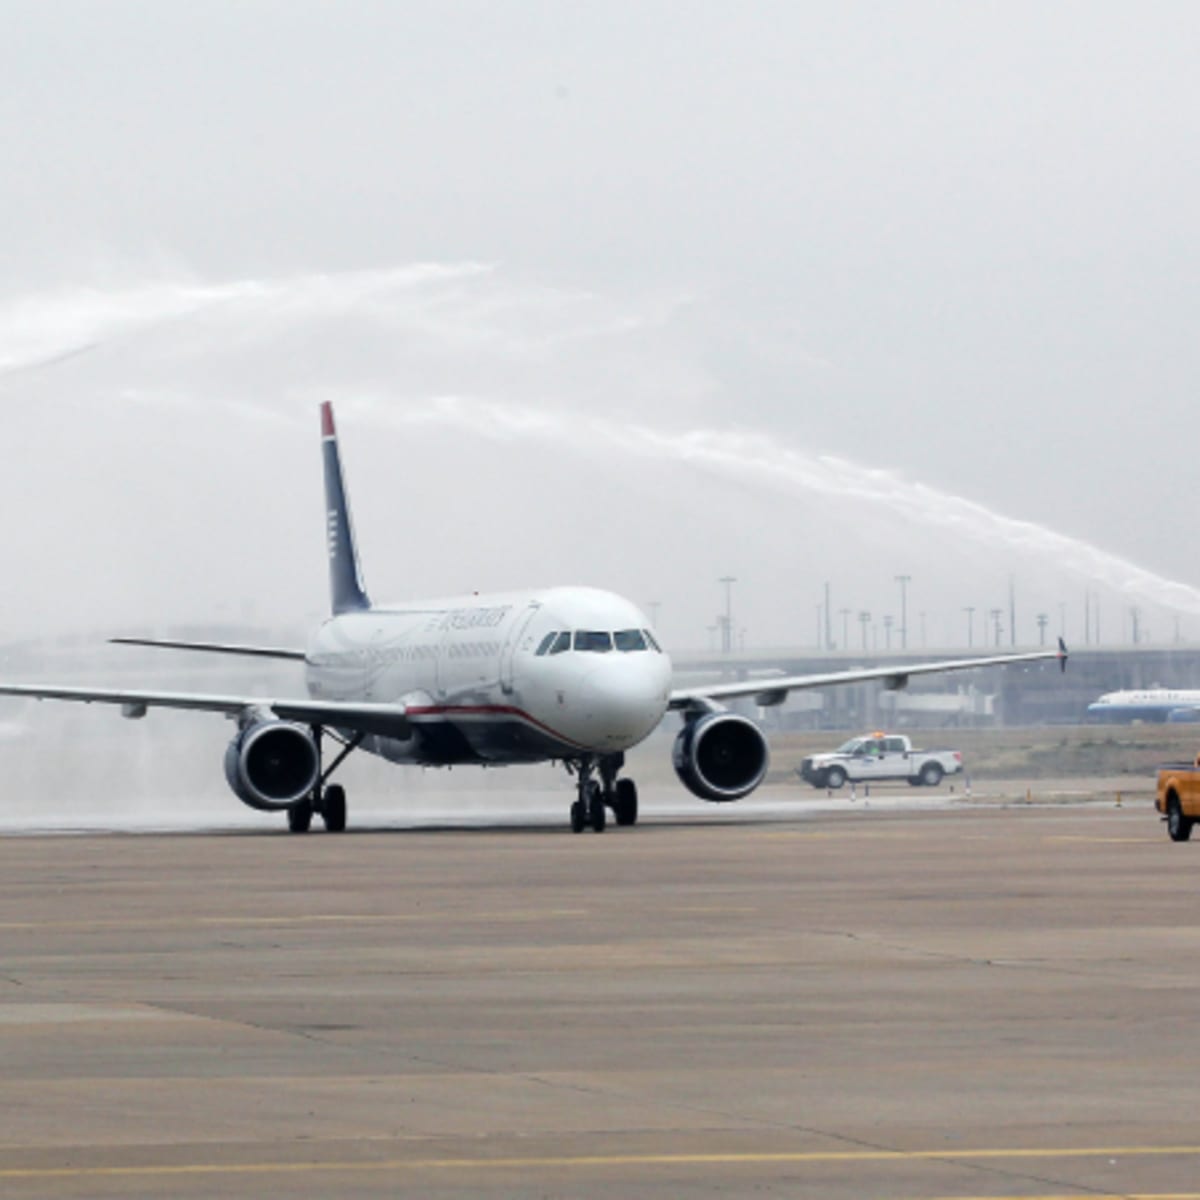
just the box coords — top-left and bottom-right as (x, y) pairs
(320, 402), (371, 614)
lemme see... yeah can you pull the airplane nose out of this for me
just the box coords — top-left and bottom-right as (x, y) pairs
(579, 663), (666, 746)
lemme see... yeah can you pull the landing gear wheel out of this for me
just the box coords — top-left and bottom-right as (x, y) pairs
(587, 782), (606, 833)
(1168, 795), (1193, 842)
(919, 762), (944, 787)
(321, 784), (347, 833)
(570, 798), (586, 834)
(287, 800), (312, 834)
(613, 778), (639, 826)
(825, 766), (847, 790)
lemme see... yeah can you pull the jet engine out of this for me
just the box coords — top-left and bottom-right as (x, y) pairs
(224, 719), (320, 811)
(672, 712), (769, 802)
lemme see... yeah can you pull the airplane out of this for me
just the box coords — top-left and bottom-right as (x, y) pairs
(0, 403), (1068, 834)
(1086, 689), (1200, 723)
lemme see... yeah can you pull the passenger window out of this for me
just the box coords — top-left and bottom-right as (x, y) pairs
(548, 631), (571, 655)
(535, 632), (558, 656)
(614, 629), (647, 652)
(574, 631), (613, 653)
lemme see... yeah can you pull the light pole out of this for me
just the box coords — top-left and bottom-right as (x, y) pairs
(963, 606), (975, 648)
(990, 608), (1003, 647)
(718, 576), (737, 655)
(883, 614), (894, 651)
(858, 610), (870, 652)
(1036, 612), (1048, 646)
(840, 607), (851, 653)
(895, 574), (911, 650)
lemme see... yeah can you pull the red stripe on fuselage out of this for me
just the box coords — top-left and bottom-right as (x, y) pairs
(405, 704), (588, 751)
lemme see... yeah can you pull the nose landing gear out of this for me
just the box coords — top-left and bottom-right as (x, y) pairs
(567, 754), (638, 833)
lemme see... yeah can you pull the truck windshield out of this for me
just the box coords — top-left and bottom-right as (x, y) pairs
(835, 738), (864, 755)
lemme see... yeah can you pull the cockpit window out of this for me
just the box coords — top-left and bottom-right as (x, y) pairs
(574, 630), (613, 653)
(614, 629), (648, 652)
(643, 629), (662, 652)
(535, 632), (558, 656)
(548, 631), (571, 655)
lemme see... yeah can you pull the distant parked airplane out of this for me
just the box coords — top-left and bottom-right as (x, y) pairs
(0, 403), (1067, 833)
(1087, 689), (1200, 723)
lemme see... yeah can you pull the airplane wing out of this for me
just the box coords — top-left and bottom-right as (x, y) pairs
(109, 637), (307, 661)
(669, 640), (1067, 710)
(0, 683), (409, 738)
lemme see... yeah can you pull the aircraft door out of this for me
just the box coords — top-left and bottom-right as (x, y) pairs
(500, 602), (541, 695)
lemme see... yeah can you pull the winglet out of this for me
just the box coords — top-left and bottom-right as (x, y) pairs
(1058, 636), (1069, 673)
(320, 402), (371, 615)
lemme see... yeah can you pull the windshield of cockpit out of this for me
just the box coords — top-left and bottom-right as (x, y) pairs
(533, 629), (663, 656)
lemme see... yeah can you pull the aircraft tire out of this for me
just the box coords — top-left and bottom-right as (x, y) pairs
(1168, 795), (1193, 842)
(587, 782), (606, 833)
(613, 778), (638, 826)
(287, 800), (313, 834)
(322, 785), (347, 833)
(570, 799), (586, 834)
(919, 763), (944, 787)
(825, 766), (846, 790)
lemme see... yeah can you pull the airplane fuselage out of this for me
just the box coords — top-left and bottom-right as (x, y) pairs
(1087, 689), (1200, 723)
(306, 585), (673, 766)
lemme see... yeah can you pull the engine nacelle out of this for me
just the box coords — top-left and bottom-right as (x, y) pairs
(223, 719), (320, 811)
(672, 712), (769, 803)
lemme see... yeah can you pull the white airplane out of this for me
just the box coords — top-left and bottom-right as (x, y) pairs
(1087, 689), (1200, 723)
(0, 404), (1068, 833)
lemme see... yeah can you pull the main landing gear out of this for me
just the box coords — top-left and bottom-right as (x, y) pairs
(567, 754), (639, 834)
(287, 728), (363, 834)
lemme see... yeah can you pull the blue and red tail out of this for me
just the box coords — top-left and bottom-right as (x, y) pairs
(320, 402), (371, 615)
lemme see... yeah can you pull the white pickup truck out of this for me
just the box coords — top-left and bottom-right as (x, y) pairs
(798, 733), (963, 789)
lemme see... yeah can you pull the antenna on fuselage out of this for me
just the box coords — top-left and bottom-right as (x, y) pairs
(320, 402), (371, 615)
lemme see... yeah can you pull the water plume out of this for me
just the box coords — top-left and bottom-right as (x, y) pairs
(348, 394), (1200, 618)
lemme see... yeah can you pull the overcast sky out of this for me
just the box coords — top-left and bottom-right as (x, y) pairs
(1, 1), (1198, 651)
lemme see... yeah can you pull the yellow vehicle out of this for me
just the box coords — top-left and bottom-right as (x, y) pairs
(1156, 755), (1200, 842)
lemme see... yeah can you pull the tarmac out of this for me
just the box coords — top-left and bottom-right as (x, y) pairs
(1, 790), (1198, 1199)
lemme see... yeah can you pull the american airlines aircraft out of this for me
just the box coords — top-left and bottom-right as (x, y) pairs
(0, 404), (1067, 833)
(1087, 689), (1200, 723)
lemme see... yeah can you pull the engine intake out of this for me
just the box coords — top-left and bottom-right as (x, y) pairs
(672, 712), (769, 802)
(224, 719), (319, 811)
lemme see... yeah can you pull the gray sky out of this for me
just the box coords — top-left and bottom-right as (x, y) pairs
(2, 1), (1198, 650)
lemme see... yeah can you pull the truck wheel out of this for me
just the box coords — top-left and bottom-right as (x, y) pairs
(1167, 794), (1194, 842)
(812, 770), (829, 790)
(919, 763), (944, 787)
(825, 766), (846, 790)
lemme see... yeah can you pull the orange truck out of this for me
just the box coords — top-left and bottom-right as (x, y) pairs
(1156, 755), (1200, 841)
